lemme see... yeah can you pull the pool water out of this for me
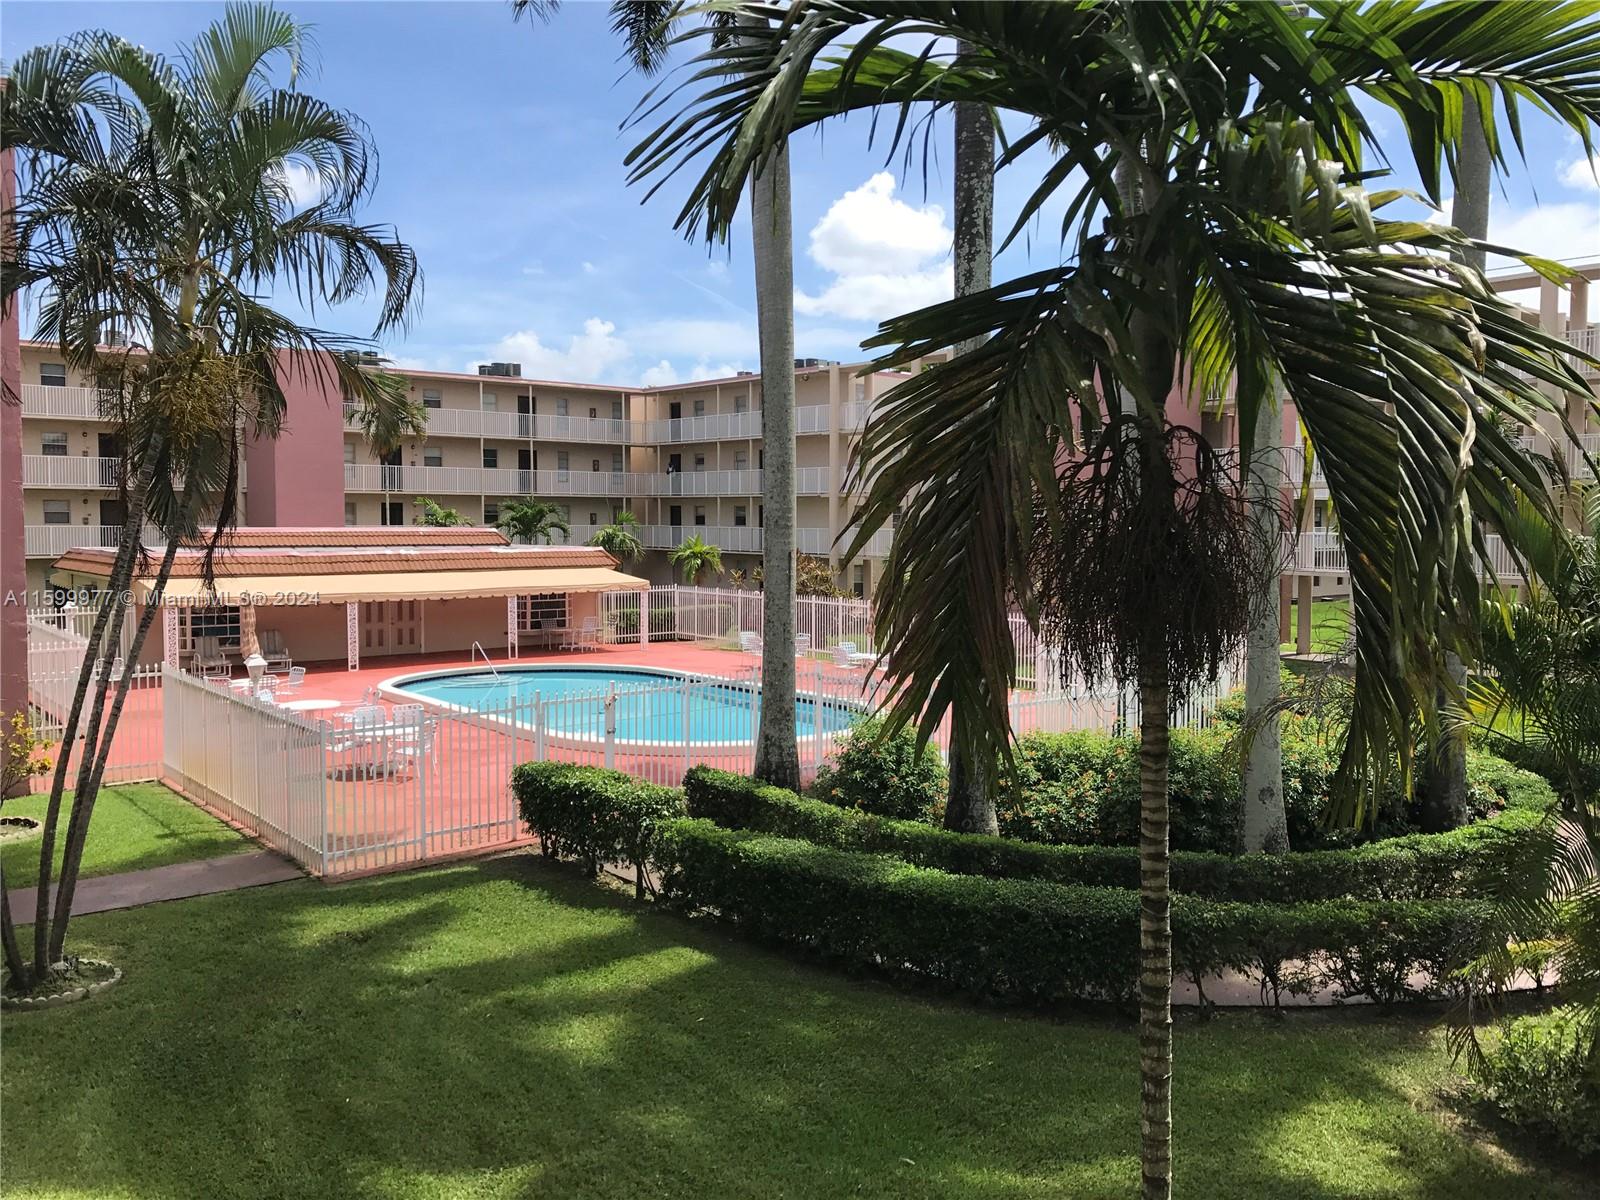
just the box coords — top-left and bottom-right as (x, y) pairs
(393, 667), (857, 744)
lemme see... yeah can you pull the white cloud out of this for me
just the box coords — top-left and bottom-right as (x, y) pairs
(1488, 200), (1600, 265)
(581, 261), (598, 275)
(479, 318), (632, 381)
(638, 358), (744, 387)
(630, 317), (756, 364)
(1558, 155), (1599, 192)
(274, 162), (323, 210)
(795, 173), (953, 323)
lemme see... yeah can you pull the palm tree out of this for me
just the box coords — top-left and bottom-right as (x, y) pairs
(414, 497), (468, 527)
(624, 5), (1600, 1194)
(517, 0), (803, 789)
(588, 510), (645, 562)
(497, 498), (571, 545)
(0, 2), (421, 991)
(670, 534), (723, 585)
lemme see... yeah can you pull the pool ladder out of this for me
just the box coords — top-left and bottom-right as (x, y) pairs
(471, 641), (503, 682)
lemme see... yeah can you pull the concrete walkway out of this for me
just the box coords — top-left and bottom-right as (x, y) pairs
(10, 851), (303, 921)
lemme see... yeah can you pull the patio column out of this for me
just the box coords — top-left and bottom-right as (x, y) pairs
(1296, 574), (1314, 656)
(163, 602), (180, 670)
(639, 587), (650, 645)
(507, 594), (519, 659)
(346, 601), (359, 671)
(1278, 576), (1291, 643)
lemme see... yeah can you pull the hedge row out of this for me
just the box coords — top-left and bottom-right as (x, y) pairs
(512, 761), (684, 896)
(653, 819), (1496, 1006)
(683, 766), (1548, 904)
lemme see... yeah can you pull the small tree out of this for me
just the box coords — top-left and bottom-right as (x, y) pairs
(587, 511), (645, 562)
(1, 712), (52, 804)
(414, 497), (468, 527)
(497, 498), (570, 545)
(669, 534), (723, 585)
(797, 554), (847, 597)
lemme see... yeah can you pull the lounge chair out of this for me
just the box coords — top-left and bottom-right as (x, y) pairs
(258, 629), (293, 673)
(832, 641), (858, 669)
(739, 631), (763, 658)
(193, 636), (231, 678)
(280, 666), (307, 693)
(794, 633), (812, 658)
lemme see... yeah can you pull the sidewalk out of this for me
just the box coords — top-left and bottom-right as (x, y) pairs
(10, 851), (303, 921)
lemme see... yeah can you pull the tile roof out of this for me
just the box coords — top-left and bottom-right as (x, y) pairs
(53, 541), (619, 579)
(180, 527), (510, 548)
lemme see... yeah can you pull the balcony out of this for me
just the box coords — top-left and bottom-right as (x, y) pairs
(21, 384), (106, 419)
(647, 410), (762, 443)
(25, 524), (165, 559)
(650, 468), (763, 497)
(344, 462), (640, 497)
(346, 403), (632, 444)
(796, 405), (831, 434)
(1565, 325), (1599, 372)
(1292, 531), (1522, 581)
(23, 454), (123, 488)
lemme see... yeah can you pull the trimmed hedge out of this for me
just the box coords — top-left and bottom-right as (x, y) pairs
(685, 766), (1549, 904)
(811, 717), (948, 822)
(1474, 1006), (1600, 1157)
(653, 818), (1495, 1006)
(512, 762), (684, 896)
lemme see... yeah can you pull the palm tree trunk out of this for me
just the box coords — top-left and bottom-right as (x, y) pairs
(2, 869), (28, 989)
(748, 30), (799, 790)
(1138, 649), (1173, 1200)
(1241, 397), (1288, 852)
(944, 45), (1000, 836)
(1425, 96), (1490, 832)
(48, 491), (191, 960)
(29, 432), (162, 974)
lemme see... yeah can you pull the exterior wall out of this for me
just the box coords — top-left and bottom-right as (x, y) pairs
(243, 352), (347, 526)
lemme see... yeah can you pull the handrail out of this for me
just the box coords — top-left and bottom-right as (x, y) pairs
(471, 641), (502, 681)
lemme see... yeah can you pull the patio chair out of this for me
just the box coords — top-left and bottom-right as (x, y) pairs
(281, 666), (307, 693)
(388, 719), (436, 779)
(794, 633), (812, 658)
(832, 641), (858, 669)
(193, 636), (231, 679)
(739, 631), (763, 658)
(258, 629), (293, 673)
(576, 616), (602, 651)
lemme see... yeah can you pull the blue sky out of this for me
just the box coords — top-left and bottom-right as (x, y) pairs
(6, 2), (1598, 385)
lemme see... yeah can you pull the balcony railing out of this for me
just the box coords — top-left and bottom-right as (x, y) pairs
(346, 403), (632, 444)
(23, 454), (123, 488)
(21, 384), (107, 419)
(646, 410), (762, 443)
(1293, 530), (1524, 581)
(796, 405), (831, 434)
(651, 468), (763, 497)
(25, 524), (165, 558)
(1565, 325), (1599, 369)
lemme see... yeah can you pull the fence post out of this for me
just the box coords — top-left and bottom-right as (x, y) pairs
(681, 675), (692, 778)
(534, 693), (546, 761)
(603, 685), (617, 770)
(639, 587), (650, 645)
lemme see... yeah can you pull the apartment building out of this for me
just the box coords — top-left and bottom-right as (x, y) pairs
(14, 265), (1598, 603)
(15, 344), (910, 596)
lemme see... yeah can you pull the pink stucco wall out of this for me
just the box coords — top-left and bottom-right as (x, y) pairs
(243, 351), (347, 526)
(1, 125), (27, 728)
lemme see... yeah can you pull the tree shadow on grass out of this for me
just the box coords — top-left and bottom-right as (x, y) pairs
(0, 854), (1589, 1200)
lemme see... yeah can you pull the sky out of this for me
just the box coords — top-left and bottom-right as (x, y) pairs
(5, 1), (1599, 387)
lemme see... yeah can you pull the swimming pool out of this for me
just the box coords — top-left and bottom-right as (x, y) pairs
(383, 665), (858, 745)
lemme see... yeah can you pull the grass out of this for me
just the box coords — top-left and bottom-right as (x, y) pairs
(1282, 597), (1351, 655)
(2, 855), (1589, 1200)
(0, 783), (250, 890)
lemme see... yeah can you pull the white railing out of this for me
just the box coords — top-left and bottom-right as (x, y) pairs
(1573, 432), (1599, 478)
(347, 403), (632, 444)
(22, 454), (122, 488)
(24, 524), (165, 558)
(646, 410), (763, 443)
(21, 383), (106, 419)
(1564, 324), (1599, 366)
(796, 405), (832, 434)
(1292, 531), (1529, 582)
(344, 462), (641, 497)
(641, 524), (765, 553)
(650, 469), (763, 497)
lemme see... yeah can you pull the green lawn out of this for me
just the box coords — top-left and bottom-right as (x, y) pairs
(1282, 597), (1352, 654)
(1, 783), (250, 890)
(2, 856), (1587, 1200)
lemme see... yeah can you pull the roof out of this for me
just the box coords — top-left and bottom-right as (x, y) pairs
(52, 528), (648, 602)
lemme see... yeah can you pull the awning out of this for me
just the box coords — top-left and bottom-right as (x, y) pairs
(135, 565), (650, 605)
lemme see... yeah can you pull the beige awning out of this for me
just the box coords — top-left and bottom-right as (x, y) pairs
(137, 565), (650, 605)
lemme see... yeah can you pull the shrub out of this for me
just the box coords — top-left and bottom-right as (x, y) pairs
(811, 717), (948, 822)
(512, 762), (684, 895)
(652, 818), (1496, 1006)
(1475, 1007), (1600, 1157)
(685, 766), (1548, 904)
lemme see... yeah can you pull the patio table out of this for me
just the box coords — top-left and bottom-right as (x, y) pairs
(279, 698), (340, 713)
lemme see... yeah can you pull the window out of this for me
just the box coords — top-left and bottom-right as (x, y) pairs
(423, 447), (443, 468)
(556, 397), (569, 416)
(40, 363), (66, 387)
(693, 398), (706, 417)
(734, 393), (748, 413)
(588, 511), (599, 525)
(588, 407), (598, 420)
(481, 392), (498, 411)
(734, 450), (748, 471)
(183, 605), (242, 652)
(482, 448), (498, 469)
(344, 501), (358, 526)
(40, 432), (68, 457)
(611, 451), (624, 473)
(734, 505), (747, 527)
(591, 458), (601, 473)
(854, 380), (866, 404)
(694, 505), (707, 527)
(611, 399), (623, 420)
(852, 565), (865, 598)
(693, 454), (706, 471)
(42, 499), (71, 525)
(344, 442), (357, 464)
(484, 502), (500, 525)
(422, 388), (442, 409)
(516, 594), (568, 631)
(557, 451), (569, 472)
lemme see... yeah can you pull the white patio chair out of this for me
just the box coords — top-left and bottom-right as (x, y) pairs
(193, 636), (231, 678)
(389, 719), (436, 779)
(739, 630), (763, 658)
(258, 629), (293, 673)
(577, 616), (602, 651)
(281, 666), (307, 693)
(794, 633), (812, 658)
(832, 641), (858, 669)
